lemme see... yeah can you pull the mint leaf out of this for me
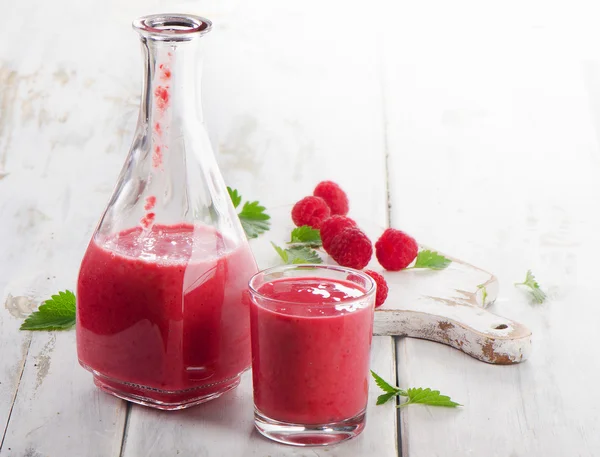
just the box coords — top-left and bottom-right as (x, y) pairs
(288, 226), (322, 247)
(371, 370), (401, 394)
(272, 242), (289, 263)
(239, 201), (270, 238)
(21, 290), (76, 330)
(377, 392), (399, 406)
(272, 242), (322, 265)
(408, 250), (452, 270)
(399, 387), (462, 408)
(227, 187), (242, 208)
(371, 371), (461, 408)
(227, 187), (271, 239)
(514, 269), (546, 304)
(371, 370), (404, 405)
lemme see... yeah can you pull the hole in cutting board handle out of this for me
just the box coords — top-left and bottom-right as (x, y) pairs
(494, 324), (509, 330)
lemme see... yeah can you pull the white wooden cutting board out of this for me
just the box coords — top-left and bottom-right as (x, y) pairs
(251, 206), (532, 365)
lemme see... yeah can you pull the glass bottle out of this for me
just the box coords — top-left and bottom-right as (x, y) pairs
(76, 14), (258, 410)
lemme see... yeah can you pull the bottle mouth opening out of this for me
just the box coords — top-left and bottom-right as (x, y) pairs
(133, 14), (212, 41)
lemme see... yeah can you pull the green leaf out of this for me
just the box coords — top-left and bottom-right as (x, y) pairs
(377, 392), (399, 406)
(410, 250), (452, 270)
(227, 187), (271, 238)
(238, 201), (271, 239)
(239, 201), (270, 221)
(399, 387), (462, 408)
(371, 370), (401, 394)
(288, 226), (322, 247)
(371, 370), (406, 405)
(240, 218), (271, 239)
(227, 186), (242, 208)
(20, 290), (76, 331)
(272, 242), (322, 265)
(272, 242), (289, 263)
(371, 371), (461, 409)
(477, 283), (488, 305)
(514, 269), (547, 304)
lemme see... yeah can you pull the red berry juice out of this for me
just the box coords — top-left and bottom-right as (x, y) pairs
(250, 277), (374, 424)
(77, 223), (257, 407)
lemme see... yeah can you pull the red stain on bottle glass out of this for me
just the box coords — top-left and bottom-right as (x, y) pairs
(154, 122), (161, 135)
(153, 145), (162, 168)
(144, 196), (157, 211)
(159, 65), (171, 81)
(154, 86), (169, 110)
(140, 212), (155, 228)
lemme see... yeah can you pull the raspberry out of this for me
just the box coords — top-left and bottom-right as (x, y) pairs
(327, 227), (373, 270)
(320, 215), (357, 252)
(375, 228), (418, 271)
(313, 181), (349, 216)
(291, 196), (331, 229)
(364, 270), (389, 308)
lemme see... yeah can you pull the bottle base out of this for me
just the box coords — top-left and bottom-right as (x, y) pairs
(81, 362), (244, 410)
(253, 408), (366, 446)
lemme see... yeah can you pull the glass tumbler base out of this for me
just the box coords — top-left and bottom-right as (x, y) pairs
(84, 364), (243, 410)
(254, 408), (366, 446)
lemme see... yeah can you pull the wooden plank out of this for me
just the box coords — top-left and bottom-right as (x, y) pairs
(0, 332), (128, 457)
(0, 63), (129, 451)
(383, 1), (600, 455)
(0, 290), (32, 445)
(0, 0), (143, 454)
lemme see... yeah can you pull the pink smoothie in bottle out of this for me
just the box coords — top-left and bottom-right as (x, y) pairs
(77, 223), (257, 407)
(250, 277), (374, 425)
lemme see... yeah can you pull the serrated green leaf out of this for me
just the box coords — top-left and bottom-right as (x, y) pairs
(399, 387), (461, 408)
(272, 243), (322, 265)
(377, 392), (399, 405)
(226, 188), (271, 238)
(371, 371), (461, 409)
(238, 200), (271, 238)
(20, 290), (76, 331)
(514, 269), (547, 304)
(410, 250), (452, 270)
(371, 370), (401, 394)
(227, 187), (242, 209)
(288, 226), (322, 247)
(239, 201), (270, 221)
(241, 219), (271, 239)
(287, 247), (322, 264)
(271, 242), (289, 263)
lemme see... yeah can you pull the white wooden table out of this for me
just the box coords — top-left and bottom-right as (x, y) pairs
(1, 1), (599, 456)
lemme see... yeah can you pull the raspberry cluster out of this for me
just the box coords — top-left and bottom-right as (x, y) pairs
(291, 180), (422, 308)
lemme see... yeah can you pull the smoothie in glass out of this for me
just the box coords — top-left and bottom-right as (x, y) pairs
(249, 265), (375, 446)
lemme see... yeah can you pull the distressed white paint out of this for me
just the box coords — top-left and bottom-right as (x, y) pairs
(0, 332), (127, 457)
(384, 0), (600, 455)
(3, 0), (599, 456)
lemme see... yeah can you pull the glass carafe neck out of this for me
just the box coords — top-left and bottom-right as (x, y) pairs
(96, 14), (246, 246)
(134, 15), (212, 142)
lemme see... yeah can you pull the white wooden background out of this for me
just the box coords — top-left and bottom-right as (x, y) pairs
(1, 0), (599, 456)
